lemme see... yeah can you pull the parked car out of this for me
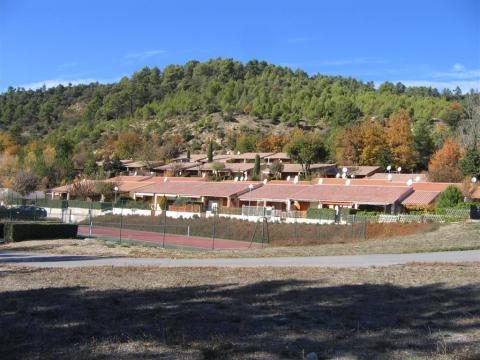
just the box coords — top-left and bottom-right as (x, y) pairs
(13, 205), (48, 219)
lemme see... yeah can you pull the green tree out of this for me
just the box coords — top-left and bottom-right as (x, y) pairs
(252, 154), (261, 180)
(207, 141), (213, 162)
(412, 119), (434, 170)
(285, 132), (327, 174)
(436, 185), (464, 208)
(83, 153), (98, 177)
(53, 138), (75, 182)
(459, 147), (480, 177)
(235, 135), (257, 153)
(269, 160), (284, 179)
(210, 161), (225, 180)
(103, 155), (123, 176)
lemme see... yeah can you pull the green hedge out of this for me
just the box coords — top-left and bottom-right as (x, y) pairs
(3, 222), (78, 242)
(114, 199), (150, 209)
(34, 199), (67, 209)
(306, 208), (335, 220)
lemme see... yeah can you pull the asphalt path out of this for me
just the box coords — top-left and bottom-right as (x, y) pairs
(0, 249), (479, 268)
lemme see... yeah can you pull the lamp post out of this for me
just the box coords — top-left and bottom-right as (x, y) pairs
(114, 186), (119, 204)
(248, 183), (254, 217)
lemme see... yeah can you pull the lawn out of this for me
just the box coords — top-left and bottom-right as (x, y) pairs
(2, 223), (480, 259)
(0, 263), (479, 359)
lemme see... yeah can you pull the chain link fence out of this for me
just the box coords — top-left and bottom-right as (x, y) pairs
(1, 196), (476, 249)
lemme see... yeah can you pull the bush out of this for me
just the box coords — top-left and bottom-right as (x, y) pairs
(353, 210), (384, 216)
(3, 222), (78, 242)
(436, 185), (464, 208)
(306, 208), (335, 220)
(115, 199), (150, 209)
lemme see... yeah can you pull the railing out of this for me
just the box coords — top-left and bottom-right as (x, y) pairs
(218, 207), (243, 215)
(169, 204), (202, 213)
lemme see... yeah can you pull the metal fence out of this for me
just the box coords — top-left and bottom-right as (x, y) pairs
(0, 196), (476, 250)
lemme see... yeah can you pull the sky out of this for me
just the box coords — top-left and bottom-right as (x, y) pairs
(0, 0), (479, 92)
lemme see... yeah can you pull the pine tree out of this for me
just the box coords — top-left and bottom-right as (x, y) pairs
(253, 154), (261, 180)
(207, 142), (213, 162)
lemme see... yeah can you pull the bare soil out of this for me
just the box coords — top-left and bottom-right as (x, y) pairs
(0, 263), (479, 359)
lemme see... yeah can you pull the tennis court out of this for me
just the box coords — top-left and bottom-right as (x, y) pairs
(78, 225), (261, 250)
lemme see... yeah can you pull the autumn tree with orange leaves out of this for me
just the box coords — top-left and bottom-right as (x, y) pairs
(385, 110), (416, 170)
(428, 138), (463, 182)
(358, 119), (387, 166)
(335, 124), (362, 165)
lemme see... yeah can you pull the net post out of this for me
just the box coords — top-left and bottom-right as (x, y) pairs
(119, 201), (124, 244)
(162, 200), (167, 248)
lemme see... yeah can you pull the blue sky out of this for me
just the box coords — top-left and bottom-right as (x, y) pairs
(1, 0), (479, 92)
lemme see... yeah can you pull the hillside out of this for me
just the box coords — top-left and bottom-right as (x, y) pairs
(1, 58), (464, 143)
(0, 58), (476, 187)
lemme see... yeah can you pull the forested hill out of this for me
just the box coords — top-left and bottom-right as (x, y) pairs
(0, 58), (475, 185)
(1, 58), (465, 141)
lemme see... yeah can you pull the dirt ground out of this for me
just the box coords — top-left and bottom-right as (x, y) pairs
(0, 263), (479, 359)
(2, 223), (479, 259)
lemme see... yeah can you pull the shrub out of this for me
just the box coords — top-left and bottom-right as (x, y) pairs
(13, 170), (40, 197)
(3, 222), (78, 242)
(436, 185), (464, 208)
(306, 208), (335, 220)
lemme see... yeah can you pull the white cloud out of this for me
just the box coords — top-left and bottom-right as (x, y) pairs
(125, 49), (166, 60)
(57, 61), (80, 71)
(452, 63), (466, 72)
(388, 79), (479, 92)
(432, 64), (480, 80)
(287, 37), (311, 44)
(383, 63), (480, 92)
(320, 57), (387, 66)
(18, 77), (113, 90)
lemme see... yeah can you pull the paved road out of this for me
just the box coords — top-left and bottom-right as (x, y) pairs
(0, 249), (479, 268)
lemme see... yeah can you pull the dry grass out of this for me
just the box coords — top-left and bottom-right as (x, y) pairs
(0, 263), (479, 359)
(2, 223), (480, 259)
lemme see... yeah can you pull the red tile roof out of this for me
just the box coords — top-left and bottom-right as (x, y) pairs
(297, 185), (412, 205)
(275, 163), (335, 173)
(337, 166), (381, 177)
(110, 175), (153, 182)
(135, 181), (261, 198)
(265, 152), (291, 160)
(401, 191), (441, 206)
(368, 173), (427, 182)
(240, 183), (412, 205)
(228, 152), (275, 160)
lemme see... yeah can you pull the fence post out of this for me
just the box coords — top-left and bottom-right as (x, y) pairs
(261, 207), (265, 248)
(363, 219), (367, 240)
(212, 208), (217, 250)
(119, 201), (124, 244)
(88, 204), (93, 238)
(162, 200), (167, 248)
(294, 212), (298, 242)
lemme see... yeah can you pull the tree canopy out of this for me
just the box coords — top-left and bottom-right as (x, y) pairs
(0, 58), (477, 186)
